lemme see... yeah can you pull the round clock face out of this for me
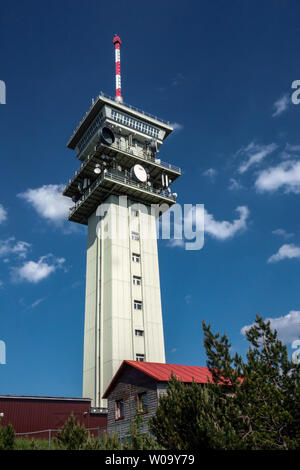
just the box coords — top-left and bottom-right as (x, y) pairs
(133, 164), (147, 183)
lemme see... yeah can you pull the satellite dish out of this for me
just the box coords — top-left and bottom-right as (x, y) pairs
(99, 127), (115, 146)
(72, 194), (80, 203)
(94, 164), (101, 174)
(132, 164), (147, 183)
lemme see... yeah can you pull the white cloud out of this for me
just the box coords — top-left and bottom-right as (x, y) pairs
(12, 255), (65, 283)
(268, 244), (300, 263)
(0, 204), (7, 223)
(184, 294), (192, 304)
(228, 178), (242, 190)
(203, 168), (217, 180)
(166, 205), (249, 249)
(71, 280), (83, 289)
(30, 298), (46, 308)
(0, 238), (31, 259)
(255, 160), (300, 193)
(171, 348), (178, 353)
(277, 143), (300, 160)
(167, 238), (185, 248)
(157, 74), (184, 92)
(204, 206), (249, 240)
(272, 229), (294, 239)
(18, 184), (71, 225)
(272, 94), (289, 117)
(241, 310), (300, 344)
(171, 73), (184, 87)
(285, 143), (300, 153)
(170, 122), (183, 132)
(237, 142), (277, 174)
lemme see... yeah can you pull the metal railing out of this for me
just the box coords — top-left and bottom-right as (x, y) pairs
(98, 91), (170, 124)
(69, 170), (176, 218)
(64, 155), (94, 191)
(106, 140), (181, 173)
(77, 139), (181, 173)
(64, 143), (181, 195)
(70, 91), (171, 139)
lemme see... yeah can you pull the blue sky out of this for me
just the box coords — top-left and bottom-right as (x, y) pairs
(1, 0), (300, 397)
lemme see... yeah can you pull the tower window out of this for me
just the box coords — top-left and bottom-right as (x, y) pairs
(136, 354), (145, 362)
(115, 399), (124, 420)
(134, 300), (142, 310)
(131, 231), (140, 241)
(137, 392), (148, 413)
(132, 253), (140, 263)
(135, 329), (144, 336)
(133, 276), (141, 286)
(131, 208), (139, 217)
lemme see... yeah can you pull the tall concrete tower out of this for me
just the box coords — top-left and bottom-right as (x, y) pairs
(63, 36), (181, 407)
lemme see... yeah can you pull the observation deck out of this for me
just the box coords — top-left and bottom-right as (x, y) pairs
(68, 169), (176, 225)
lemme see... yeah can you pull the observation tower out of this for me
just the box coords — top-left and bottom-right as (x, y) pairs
(63, 35), (181, 407)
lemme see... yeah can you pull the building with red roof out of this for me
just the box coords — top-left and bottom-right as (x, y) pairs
(102, 360), (213, 438)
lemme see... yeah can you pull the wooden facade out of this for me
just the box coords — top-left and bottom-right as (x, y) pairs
(105, 364), (166, 438)
(103, 360), (213, 439)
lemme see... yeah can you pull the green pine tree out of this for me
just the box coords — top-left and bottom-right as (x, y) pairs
(150, 315), (300, 450)
(122, 414), (160, 450)
(0, 422), (15, 450)
(54, 413), (88, 450)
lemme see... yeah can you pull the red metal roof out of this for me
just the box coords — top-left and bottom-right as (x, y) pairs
(103, 361), (213, 398)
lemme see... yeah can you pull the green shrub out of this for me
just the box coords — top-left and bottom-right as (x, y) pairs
(0, 422), (15, 450)
(54, 413), (88, 450)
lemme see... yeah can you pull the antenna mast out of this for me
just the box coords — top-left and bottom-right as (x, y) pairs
(113, 34), (123, 103)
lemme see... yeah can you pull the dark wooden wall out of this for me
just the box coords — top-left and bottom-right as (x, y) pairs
(106, 365), (164, 439)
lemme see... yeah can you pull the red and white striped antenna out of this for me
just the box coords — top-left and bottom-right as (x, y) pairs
(113, 34), (123, 103)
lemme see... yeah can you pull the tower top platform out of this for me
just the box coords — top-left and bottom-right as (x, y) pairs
(67, 92), (173, 151)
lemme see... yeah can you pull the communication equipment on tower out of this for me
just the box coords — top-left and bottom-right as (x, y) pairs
(82, 178), (90, 190)
(72, 194), (80, 203)
(131, 164), (148, 183)
(149, 139), (157, 156)
(94, 164), (101, 174)
(161, 173), (169, 188)
(99, 127), (115, 146)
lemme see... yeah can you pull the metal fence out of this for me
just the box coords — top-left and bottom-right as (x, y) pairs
(15, 426), (104, 448)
